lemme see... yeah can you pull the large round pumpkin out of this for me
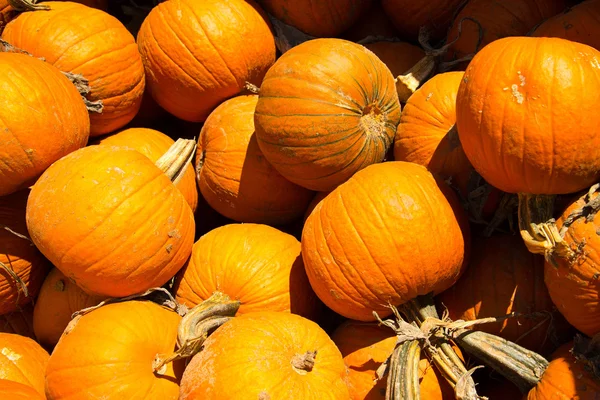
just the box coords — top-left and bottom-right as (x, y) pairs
(0, 189), (51, 315)
(26, 145), (195, 297)
(0, 53), (89, 196)
(137, 0), (275, 122)
(0, 379), (44, 400)
(196, 95), (314, 224)
(255, 38), (401, 192)
(302, 161), (468, 321)
(95, 128), (198, 212)
(45, 300), (182, 399)
(456, 37), (600, 195)
(174, 224), (320, 319)
(2, 1), (145, 136)
(0, 332), (49, 397)
(0, 304), (34, 338)
(179, 311), (351, 399)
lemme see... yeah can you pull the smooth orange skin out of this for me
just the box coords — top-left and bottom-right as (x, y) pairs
(137, 0), (275, 123)
(342, 2), (398, 42)
(26, 146), (195, 298)
(0, 53), (90, 196)
(456, 37), (600, 195)
(445, 0), (567, 65)
(95, 128), (198, 212)
(302, 161), (468, 321)
(197, 95), (314, 224)
(179, 311), (351, 400)
(33, 268), (105, 349)
(174, 224), (320, 319)
(527, 342), (600, 399)
(0, 379), (44, 400)
(533, 0), (600, 51)
(2, 2), (145, 136)
(46, 301), (182, 400)
(0, 190), (51, 315)
(0, 304), (34, 339)
(0, 333), (49, 397)
(362, 41), (425, 78)
(255, 38), (401, 192)
(546, 192), (600, 337)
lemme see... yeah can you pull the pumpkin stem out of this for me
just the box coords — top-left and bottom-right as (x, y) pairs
(1, 224), (33, 243)
(0, 261), (29, 303)
(395, 55), (436, 103)
(377, 340), (421, 400)
(7, 0), (49, 11)
(155, 138), (197, 185)
(61, 72), (104, 113)
(291, 350), (317, 374)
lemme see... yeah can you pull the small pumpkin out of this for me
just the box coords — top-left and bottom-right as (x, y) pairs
(45, 300), (182, 400)
(137, 0), (275, 122)
(255, 38), (401, 192)
(0, 379), (44, 400)
(179, 311), (351, 399)
(0, 332), (49, 397)
(0, 53), (89, 196)
(2, 1), (145, 136)
(362, 41), (425, 78)
(0, 303), (34, 339)
(196, 95), (314, 224)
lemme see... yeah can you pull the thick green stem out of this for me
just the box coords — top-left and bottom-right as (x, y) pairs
(386, 340), (421, 400)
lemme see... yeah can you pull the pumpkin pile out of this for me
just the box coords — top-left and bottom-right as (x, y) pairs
(1, 0), (600, 399)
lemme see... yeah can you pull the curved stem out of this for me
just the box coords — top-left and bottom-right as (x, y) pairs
(155, 138), (197, 185)
(386, 340), (421, 400)
(0, 261), (29, 303)
(7, 0), (49, 11)
(395, 55), (436, 103)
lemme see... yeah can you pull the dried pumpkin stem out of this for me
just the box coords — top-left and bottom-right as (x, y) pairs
(1, 225), (33, 243)
(0, 261), (29, 302)
(291, 350), (317, 374)
(7, 0), (49, 11)
(155, 138), (197, 185)
(396, 55), (436, 103)
(385, 340), (421, 400)
(243, 81), (260, 94)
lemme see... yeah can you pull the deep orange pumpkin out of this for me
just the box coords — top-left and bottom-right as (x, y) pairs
(362, 41), (425, 78)
(0, 332), (49, 397)
(95, 128), (198, 212)
(302, 161), (468, 321)
(0, 53), (89, 196)
(196, 95), (314, 224)
(26, 145), (195, 298)
(456, 37), (600, 195)
(0, 379), (44, 400)
(0, 304), (34, 338)
(2, 1), (145, 136)
(137, 0), (275, 122)
(179, 311), (351, 399)
(255, 38), (401, 192)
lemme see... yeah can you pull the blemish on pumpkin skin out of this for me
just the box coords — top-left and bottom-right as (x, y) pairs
(1, 347), (21, 362)
(330, 289), (340, 299)
(166, 244), (173, 253)
(511, 84), (524, 104)
(258, 392), (271, 400)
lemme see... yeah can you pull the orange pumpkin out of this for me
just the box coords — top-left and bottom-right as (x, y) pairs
(0, 1), (16, 33)
(255, 38), (401, 192)
(196, 95), (314, 224)
(342, 2), (398, 42)
(33, 268), (105, 349)
(179, 311), (351, 399)
(2, 1), (145, 136)
(0, 190), (51, 315)
(95, 128), (198, 212)
(0, 332), (49, 397)
(26, 145), (195, 297)
(456, 37), (600, 195)
(0, 304), (34, 339)
(137, 0), (275, 122)
(0, 53), (89, 196)
(302, 161), (468, 321)
(45, 300), (182, 399)
(174, 224), (320, 319)
(0, 379), (44, 400)
(304, 191), (330, 222)
(362, 41), (425, 78)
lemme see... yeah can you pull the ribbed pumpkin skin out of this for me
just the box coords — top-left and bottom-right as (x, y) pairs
(456, 37), (600, 195)
(45, 301), (182, 400)
(0, 53), (89, 196)
(197, 95), (314, 224)
(2, 2), (144, 136)
(0, 304), (34, 338)
(0, 190), (50, 315)
(26, 146), (195, 298)
(533, 0), (600, 51)
(445, 0), (567, 63)
(255, 38), (401, 192)
(362, 41), (425, 78)
(302, 162), (468, 321)
(95, 128), (198, 212)
(0, 379), (44, 400)
(137, 0), (275, 122)
(33, 268), (105, 349)
(174, 224), (320, 319)
(179, 311), (351, 400)
(0, 333), (49, 397)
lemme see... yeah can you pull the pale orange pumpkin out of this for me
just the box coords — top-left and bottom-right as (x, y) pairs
(0, 332), (49, 397)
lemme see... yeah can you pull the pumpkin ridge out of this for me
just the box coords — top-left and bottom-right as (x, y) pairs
(69, 42), (139, 83)
(0, 119), (35, 168)
(257, 94), (360, 114)
(254, 124), (358, 145)
(52, 26), (124, 66)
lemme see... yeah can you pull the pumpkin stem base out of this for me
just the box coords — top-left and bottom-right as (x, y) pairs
(155, 138), (197, 185)
(291, 350), (317, 374)
(7, 0), (49, 11)
(396, 55), (436, 103)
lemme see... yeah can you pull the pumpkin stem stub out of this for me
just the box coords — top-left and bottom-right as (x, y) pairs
(243, 81), (260, 94)
(7, 0), (49, 11)
(396, 55), (436, 103)
(291, 350), (317, 374)
(155, 138), (197, 185)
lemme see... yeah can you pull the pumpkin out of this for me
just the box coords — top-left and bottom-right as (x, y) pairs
(179, 311), (351, 399)
(445, 0), (567, 65)
(26, 145), (195, 298)
(342, 2), (398, 42)
(533, 0), (600, 51)
(0, 189), (51, 315)
(95, 128), (198, 212)
(45, 300), (182, 399)
(0, 1), (16, 33)
(2, 1), (145, 136)
(0, 332), (49, 397)
(255, 38), (401, 192)
(302, 161), (468, 321)
(174, 224), (320, 319)
(304, 191), (330, 223)
(137, 0), (275, 122)
(0, 53), (89, 196)
(196, 95), (314, 224)
(0, 304), (34, 339)
(33, 268), (105, 349)
(0, 379), (44, 400)
(362, 41), (425, 78)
